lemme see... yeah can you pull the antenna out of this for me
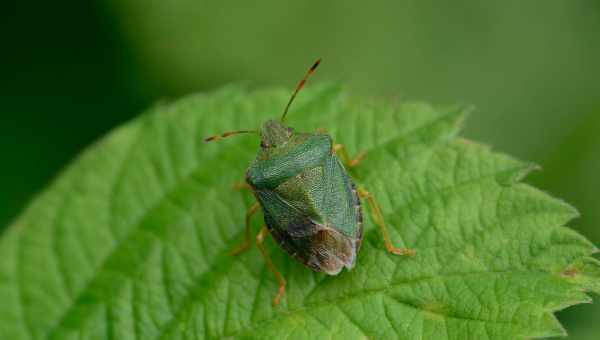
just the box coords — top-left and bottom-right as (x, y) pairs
(281, 58), (322, 122)
(204, 130), (258, 142)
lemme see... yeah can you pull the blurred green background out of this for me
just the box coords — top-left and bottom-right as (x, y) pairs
(2, 1), (599, 338)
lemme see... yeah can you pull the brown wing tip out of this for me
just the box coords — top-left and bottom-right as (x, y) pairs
(309, 228), (358, 275)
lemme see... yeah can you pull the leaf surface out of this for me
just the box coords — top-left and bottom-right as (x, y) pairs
(1, 85), (598, 340)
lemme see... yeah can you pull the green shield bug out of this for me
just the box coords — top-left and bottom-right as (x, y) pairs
(205, 59), (415, 305)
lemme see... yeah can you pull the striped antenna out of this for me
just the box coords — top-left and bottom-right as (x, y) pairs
(204, 130), (258, 143)
(281, 58), (322, 122)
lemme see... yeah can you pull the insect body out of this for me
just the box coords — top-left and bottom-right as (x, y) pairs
(205, 60), (415, 305)
(247, 120), (362, 275)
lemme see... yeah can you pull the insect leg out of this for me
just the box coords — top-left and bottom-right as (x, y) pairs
(230, 201), (261, 256)
(358, 189), (416, 256)
(333, 144), (366, 168)
(256, 225), (287, 306)
(232, 182), (252, 191)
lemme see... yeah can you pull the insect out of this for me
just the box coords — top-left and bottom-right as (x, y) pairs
(205, 59), (415, 305)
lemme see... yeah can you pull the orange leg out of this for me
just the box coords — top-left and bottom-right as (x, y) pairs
(333, 144), (366, 168)
(230, 202), (260, 256)
(232, 182), (252, 191)
(358, 189), (416, 256)
(256, 226), (286, 306)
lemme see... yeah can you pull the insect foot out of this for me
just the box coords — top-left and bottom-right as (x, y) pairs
(256, 226), (287, 306)
(389, 247), (416, 256)
(358, 189), (417, 257)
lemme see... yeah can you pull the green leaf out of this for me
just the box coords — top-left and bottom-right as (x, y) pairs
(1, 84), (598, 340)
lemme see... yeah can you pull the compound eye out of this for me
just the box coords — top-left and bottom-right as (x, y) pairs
(287, 127), (294, 133)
